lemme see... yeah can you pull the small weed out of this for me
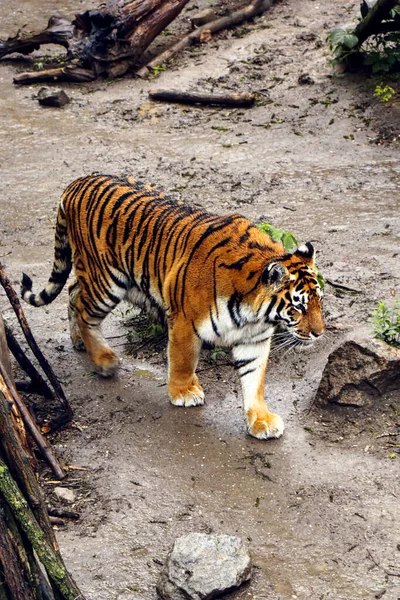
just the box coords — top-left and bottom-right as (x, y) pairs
(374, 84), (396, 102)
(150, 65), (166, 76)
(372, 300), (400, 348)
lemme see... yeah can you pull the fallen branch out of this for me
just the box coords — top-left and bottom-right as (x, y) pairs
(5, 320), (54, 398)
(0, 362), (65, 480)
(14, 65), (96, 85)
(0, 15), (73, 59)
(149, 88), (256, 107)
(0, 261), (72, 420)
(137, 0), (273, 77)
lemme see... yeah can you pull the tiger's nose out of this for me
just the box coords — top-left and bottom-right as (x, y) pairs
(310, 326), (325, 339)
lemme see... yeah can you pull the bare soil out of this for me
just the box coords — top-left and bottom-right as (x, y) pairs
(1, 1), (399, 599)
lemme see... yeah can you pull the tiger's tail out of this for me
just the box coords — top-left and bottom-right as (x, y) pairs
(21, 201), (72, 307)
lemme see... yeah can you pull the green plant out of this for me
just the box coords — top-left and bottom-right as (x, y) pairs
(256, 222), (325, 290)
(327, 28), (359, 65)
(374, 83), (396, 102)
(257, 222), (298, 252)
(372, 300), (400, 348)
(328, 5), (400, 73)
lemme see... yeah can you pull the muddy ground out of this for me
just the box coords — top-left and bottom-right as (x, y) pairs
(1, 1), (400, 599)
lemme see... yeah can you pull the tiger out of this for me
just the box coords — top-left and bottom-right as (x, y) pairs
(21, 174), (325, 440)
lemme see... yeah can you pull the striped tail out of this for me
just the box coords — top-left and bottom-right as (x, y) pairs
(21, 202), (72, 307)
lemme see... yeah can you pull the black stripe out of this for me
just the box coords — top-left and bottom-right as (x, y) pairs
(219, 253), (253, 271)
(210, 310), (220, 337)
(239, 368), (256, 377)
(264, 295), (277, 321)
(205, 237), (231, 259)
(227, 291), (243, 328)
(234, 358), (255, 370)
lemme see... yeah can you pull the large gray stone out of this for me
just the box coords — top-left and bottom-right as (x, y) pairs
(156, 533), (252, 600)
(315, 336), (400, 407)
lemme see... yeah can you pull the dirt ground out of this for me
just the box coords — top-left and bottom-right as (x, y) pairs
(1, 1), (400, 599)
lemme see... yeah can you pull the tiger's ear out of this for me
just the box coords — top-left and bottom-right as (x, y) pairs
(262, 262), (288, 287)
(295, 242), (315, 264)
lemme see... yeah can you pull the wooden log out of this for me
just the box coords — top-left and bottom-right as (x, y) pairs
(0, 389), (59, 554)
(137, 0), (273, 77)
(0, 363), (66, 480)
(0, 262), (72, 420)
(149, 88), (256, 107)
(0, 456), (84, 600)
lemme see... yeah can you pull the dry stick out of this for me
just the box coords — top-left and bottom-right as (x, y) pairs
(0, 363), (65, 480)
(0, 456), (85, 600)
(5, 321), (54, 399)
(367, 548), (400, 577)
(0, 262), (72, 420)
(325, 279), (362, 294)
(148, 89), (256, 107)
(136, 0), (273, 77)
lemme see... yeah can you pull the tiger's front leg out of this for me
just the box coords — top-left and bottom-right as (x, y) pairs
(232, 338), (284, 439)
(167, 315), (204, 407)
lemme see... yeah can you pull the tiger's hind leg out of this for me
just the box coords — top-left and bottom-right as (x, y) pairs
(68, 280), (85, 351)
(68, 277), (124, 377)
(167, 315), (204, 407)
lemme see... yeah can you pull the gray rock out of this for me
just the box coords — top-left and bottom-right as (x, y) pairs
(53, 486), (76, 503)
(315, 336), (400, 407)
(38, 87), (70, 108)
(191, 9), (217, 28)
(157, 533), (251, 600)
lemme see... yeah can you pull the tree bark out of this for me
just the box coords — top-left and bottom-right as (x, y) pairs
(353, 0), (399, 45)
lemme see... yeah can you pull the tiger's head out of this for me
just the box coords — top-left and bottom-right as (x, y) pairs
(261, 241), (325, 344)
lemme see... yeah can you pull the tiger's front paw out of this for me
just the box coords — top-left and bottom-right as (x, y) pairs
(169, 382), (205, 407)
(246, 408), (284, 440)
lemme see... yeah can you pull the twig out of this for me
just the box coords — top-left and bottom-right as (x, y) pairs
(325, 278), (362, 294)
(136, 0), (273, 77)
(0, 262), (72, 420)
(0, 362), (65, 480)
(367, 549), (400, 577)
